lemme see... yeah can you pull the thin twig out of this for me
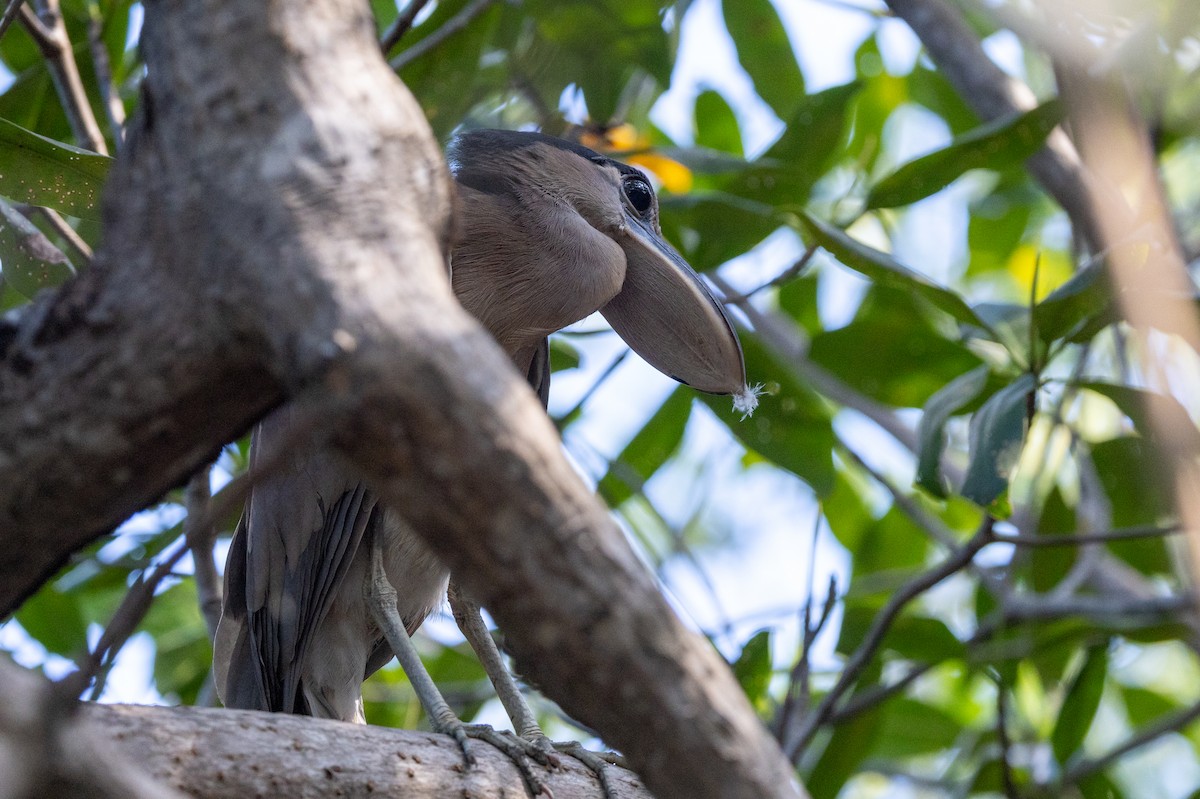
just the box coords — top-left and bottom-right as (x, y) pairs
(32, 207), (92, 264)
(993, 523), (1181, 548)
(994, 672), (1019, 799)
(554, 347), (629, 430)
(0, 0), (26, 41)
(85, 0), (125, 152)
(379, 0), (431, 55)
(721, 244), (818, 304)
(0, 197), (74, 271)
(784, 518), (996, 761)
(825, 661), (935, 724)
(1062, 700), (1200, 786)
(388, 0), (496, 71)
(185, 468), (222, 644)
(20, 0), (108, 154)
(775, 551), (837, 746)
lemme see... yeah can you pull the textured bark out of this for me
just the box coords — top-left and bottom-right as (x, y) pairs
(0, 0), (801, 796)
(86, 703), (652, 799)
(0, 657), (180, 799)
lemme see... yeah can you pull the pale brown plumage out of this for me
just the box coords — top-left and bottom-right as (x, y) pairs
(214, 129), (749, 727)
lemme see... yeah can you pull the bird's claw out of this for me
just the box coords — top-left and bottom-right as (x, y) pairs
(546, 739), (623, 799)
(441, 722), (552, 797)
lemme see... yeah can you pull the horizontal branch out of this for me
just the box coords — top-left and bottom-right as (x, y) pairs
(85, 703), (651, 798)
(993, 524), (1182, 548)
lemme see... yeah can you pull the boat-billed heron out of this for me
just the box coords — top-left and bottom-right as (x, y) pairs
(213, 129), (755, 771)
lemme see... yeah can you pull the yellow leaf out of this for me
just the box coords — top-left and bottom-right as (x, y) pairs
(1007, 244), (1072, 302)
(628, 153), (693, 194)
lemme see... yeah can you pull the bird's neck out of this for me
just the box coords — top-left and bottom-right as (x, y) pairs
(506, 342), (538, 378)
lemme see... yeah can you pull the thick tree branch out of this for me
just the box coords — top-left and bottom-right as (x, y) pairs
(83, 702), (652, 798)
(0, 0), (800, 795)
(0, 656), (180, 799)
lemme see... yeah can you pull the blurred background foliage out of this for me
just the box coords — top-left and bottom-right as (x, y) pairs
(2, 0), (1200, 797)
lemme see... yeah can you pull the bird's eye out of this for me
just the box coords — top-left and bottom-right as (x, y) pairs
(623, 177), (654, 215)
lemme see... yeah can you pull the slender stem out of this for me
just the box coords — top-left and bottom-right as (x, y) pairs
(785, 518), (995, 761)
(20, 0), (108, 154)
(721, 244), (818, 304)
(32, 207), (92, 264)
(184, 468), (222, 643)
(993, 523), (1181, 548)
(994, 672), (1020, 799)
(388, 0), (496, 70)
(0, 0), (26, 41)
(86, 0), (125, 152)
(1062, 700), (1200, 787)
(379, 0), (431, 55)
(0, 197), (73, 270)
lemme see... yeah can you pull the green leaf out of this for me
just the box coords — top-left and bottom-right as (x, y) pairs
(1052, 645), (1108, 764)
(694, 89), (743, 156)
(722, 0), (804, 120)
(777, 271), (821, 335)
(598, 387), (692, 506)
(725, 82), (862, 208)
(1080, 381), (1200, 452)
(917, 366), (990, 497)
(804, 703), (882, 799)
(850, 506), (930, 580)
(966, 183), (1034, 277)
(732, 629), (772, 713)
(1079, 771), (1127, 799)
(548, 337), (580, 372)
(866, 99), (1063, 210)
(398, 0), (503, 139)
(0, 207), (75, 299)
(1030, 488), (1078, 593)
(872, 698), (962, 758)
(15, 583), (89, 657)
(808, 286), (984, 407)
(1090, 437), (1173, 574)
(141, 580), (211, 703)
(660, 191), (779, 271)
(1121, 686), (1177, 728)
(517, 0), (672, 123)
(838, 606), (963, 663)
(0, 116), (111, 219)
(961, 373), (1035, 507)
(1034, 260), (1114, 346)
(907, 64), (979, 136)
(798, 211), (984, 327)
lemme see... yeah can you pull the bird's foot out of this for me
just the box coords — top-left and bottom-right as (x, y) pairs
(439, 721), (554, 797)
(525, 736), (624, 799)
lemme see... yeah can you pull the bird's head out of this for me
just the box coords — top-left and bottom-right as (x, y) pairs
(448, 129), (753, 407)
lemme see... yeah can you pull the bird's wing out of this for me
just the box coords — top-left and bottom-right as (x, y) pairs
(213, 406), (376, 714)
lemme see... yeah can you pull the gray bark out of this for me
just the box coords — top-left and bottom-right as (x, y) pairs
(0, 0), (801, 796)
(86, 703), (653, 799)
(0, 656), (181, 799)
